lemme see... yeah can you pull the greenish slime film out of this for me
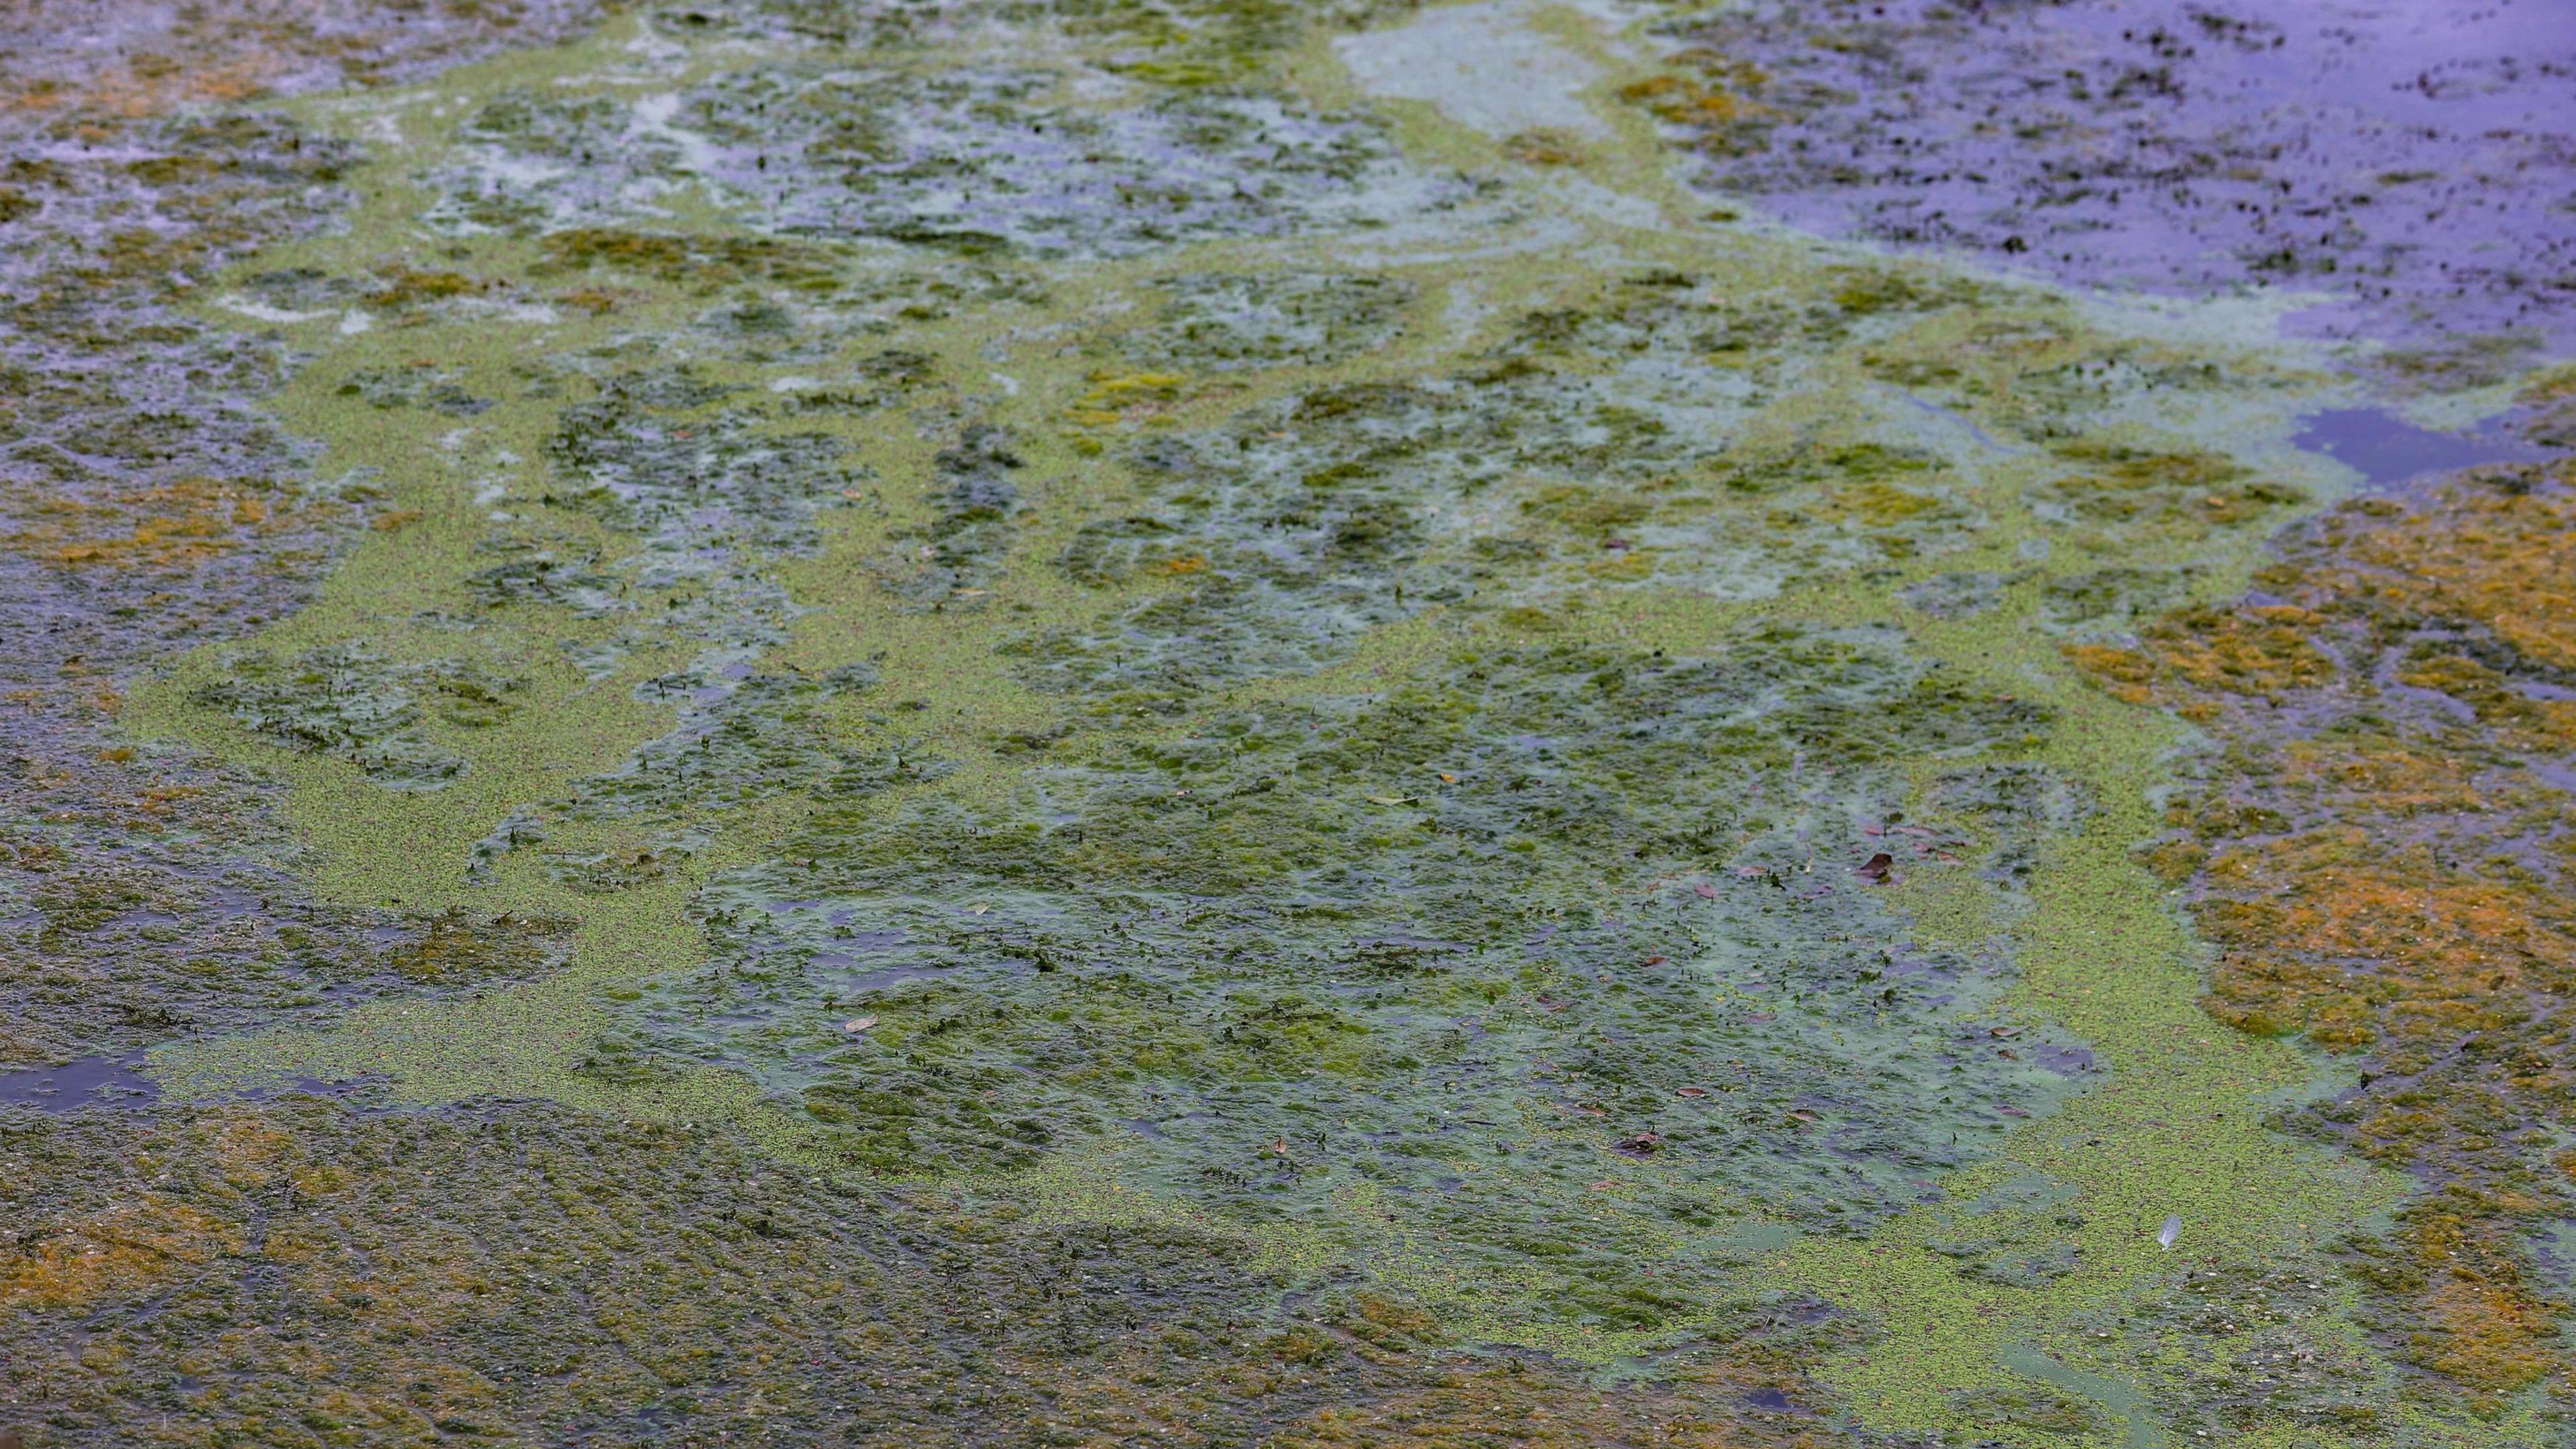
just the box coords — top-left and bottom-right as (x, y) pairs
(1, 2), (2571, 1446)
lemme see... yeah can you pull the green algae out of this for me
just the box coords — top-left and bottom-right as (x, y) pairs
(612, 628), (2077, 1271)
(50, 2), (2550, 1445)
(192, 642), (527, 790)
(1120, 270), (1419, 372)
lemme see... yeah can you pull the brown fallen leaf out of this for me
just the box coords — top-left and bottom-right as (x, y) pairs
(1612, 1132), (1662, 1158)
(1856, 852), (1895, 883)
(842, 1017), (877, 1033)
(1674, 1086), (1709, 1098)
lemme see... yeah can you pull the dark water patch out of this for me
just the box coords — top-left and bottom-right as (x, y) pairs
(0, 1059), (515, 1117)
(2030, 1042), (2099, 1078)
(804, 954), (953, 996)
(2292, 407), (2552, 487)
(1643, 0), (2576, 348)
(0, 1054), (158, 1112)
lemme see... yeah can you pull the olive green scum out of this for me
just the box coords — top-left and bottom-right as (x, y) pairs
(2, 2), (2557, 1446)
